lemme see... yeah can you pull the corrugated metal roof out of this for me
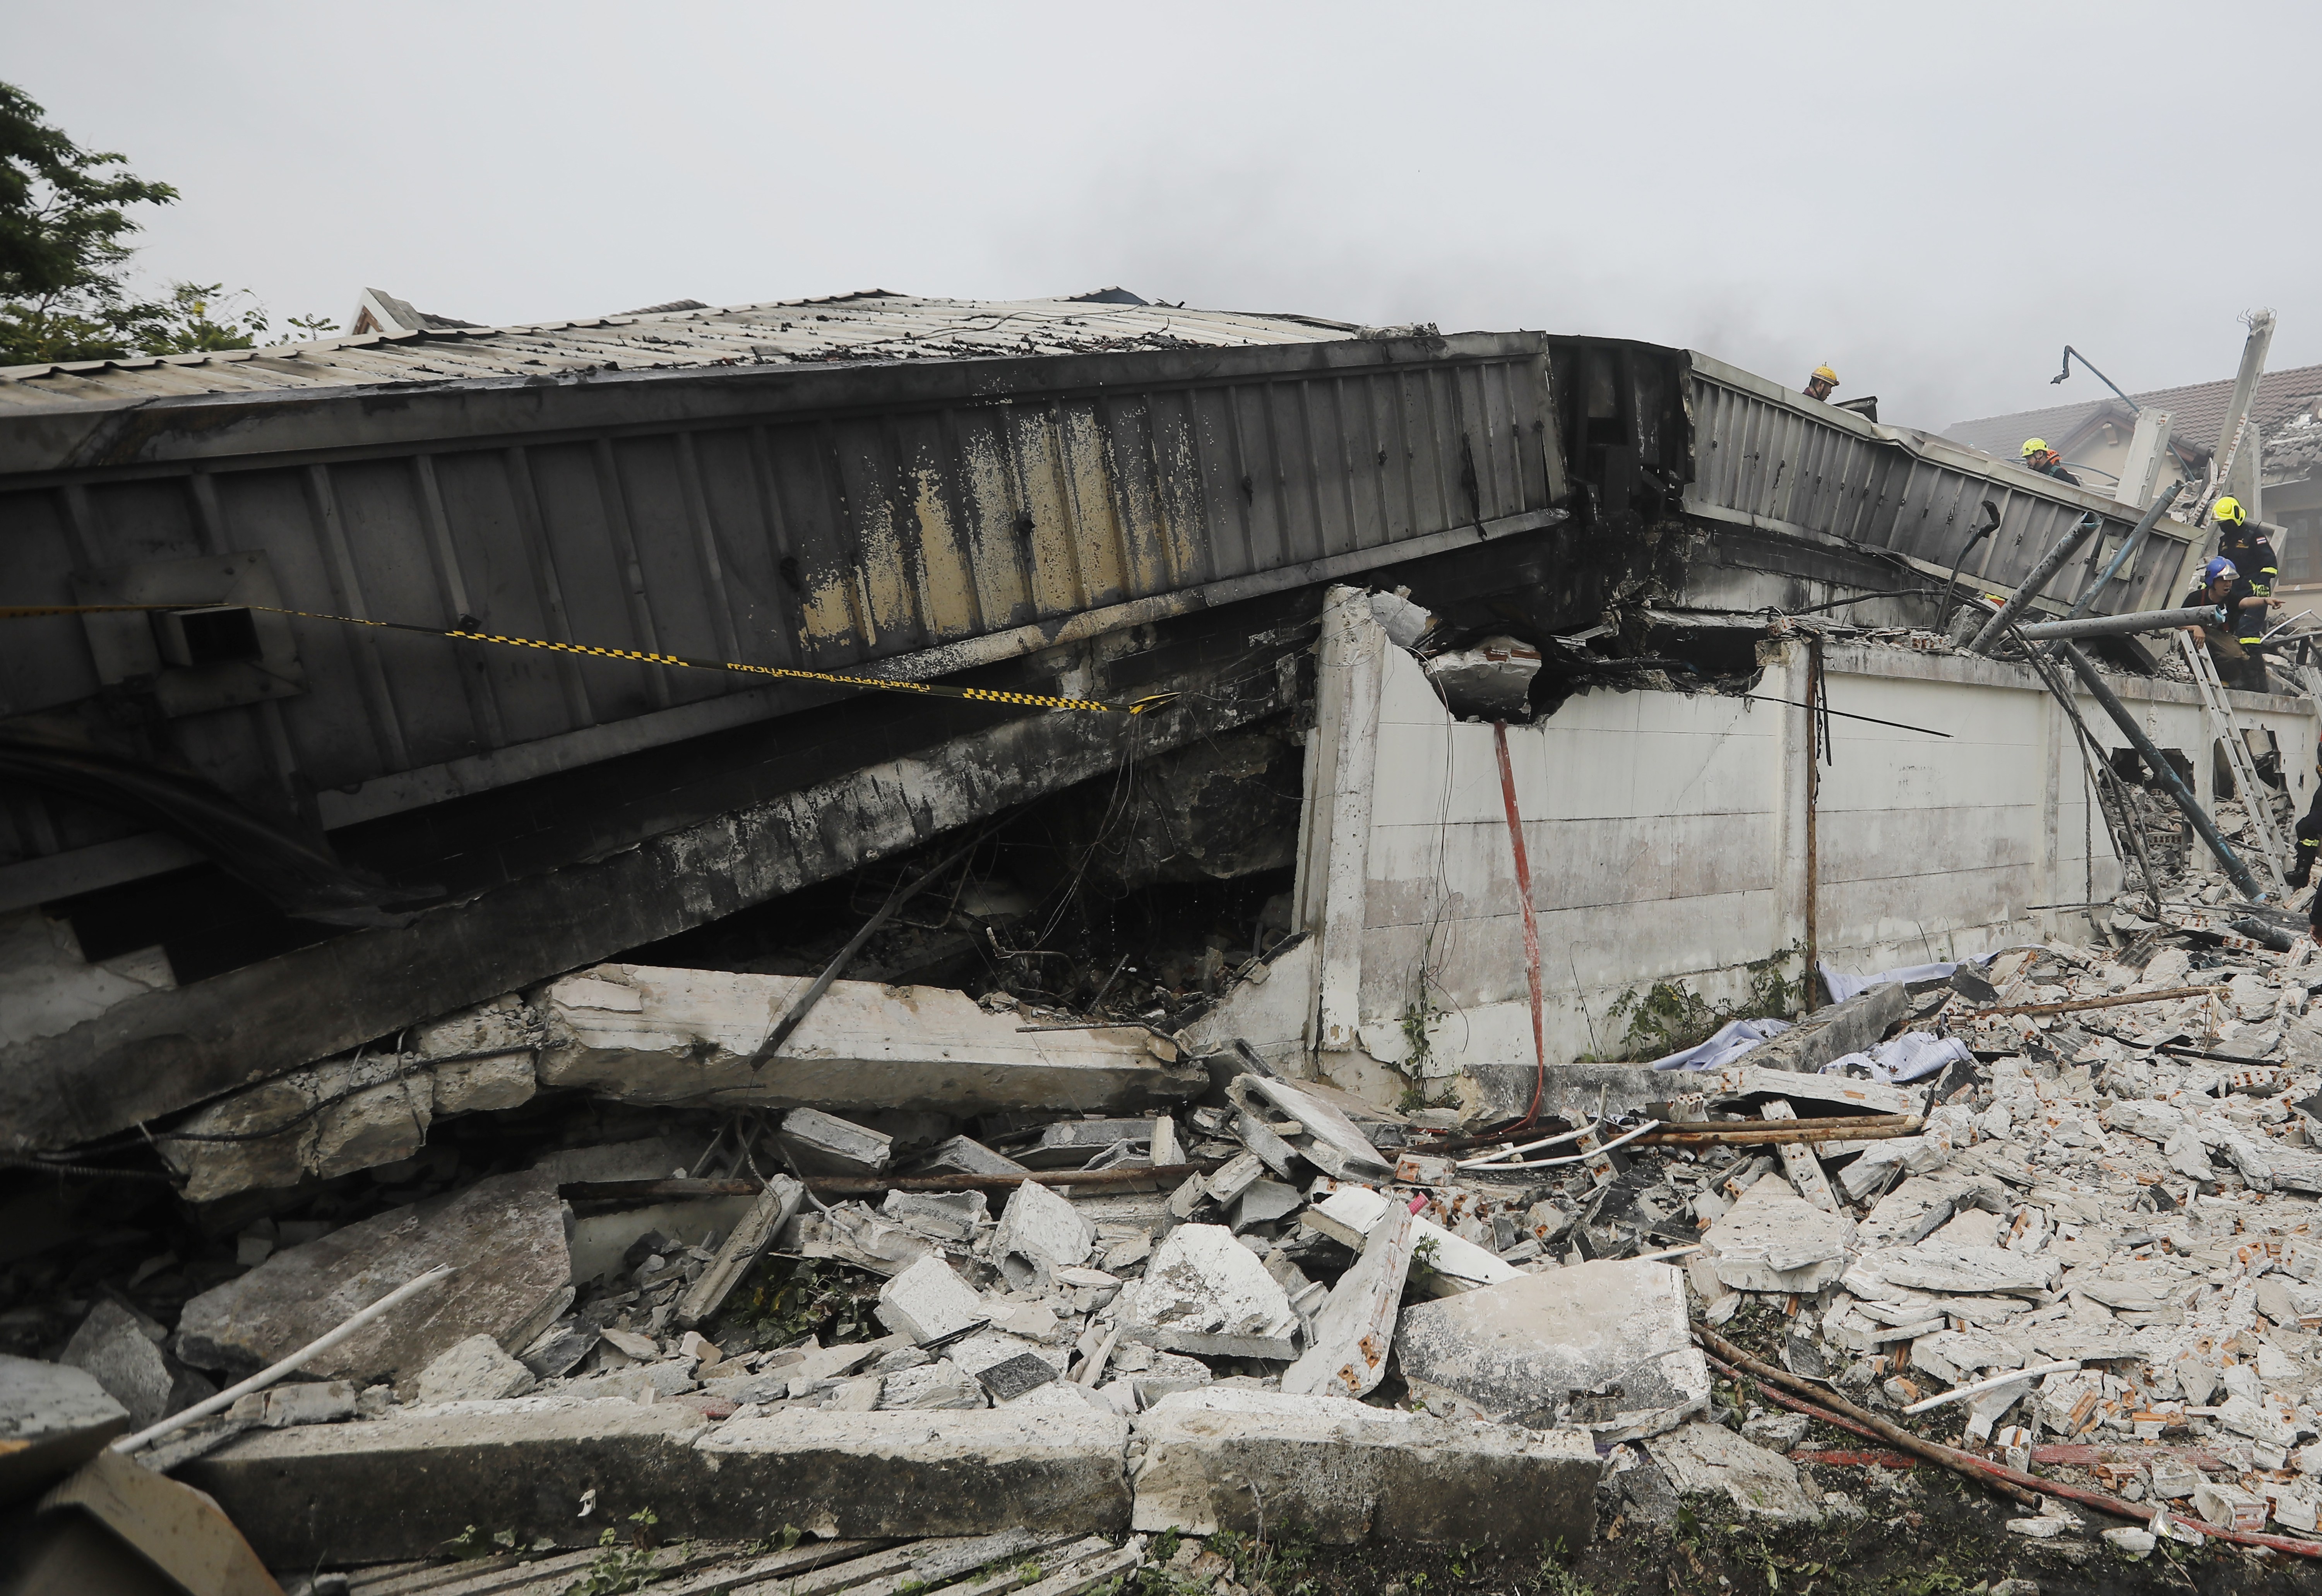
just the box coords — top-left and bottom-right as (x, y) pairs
(0, 291), (1363, 415)
(1947, 361), (2322, 463)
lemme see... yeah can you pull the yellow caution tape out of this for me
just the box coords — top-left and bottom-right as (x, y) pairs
(1, 603), (1178, 716)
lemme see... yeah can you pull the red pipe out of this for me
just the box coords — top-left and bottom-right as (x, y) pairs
(1493, 722), (1546, 1125)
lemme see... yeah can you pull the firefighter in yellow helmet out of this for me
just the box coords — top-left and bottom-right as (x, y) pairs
(1804, 364), (1839, 402)
(2212, 494), (2282, 683)
(2020, 438), (2082, 487)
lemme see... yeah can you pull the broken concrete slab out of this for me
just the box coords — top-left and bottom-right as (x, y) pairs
(0, 1355), (128, 1503)
(1423, 636), (1541, 721)
(876, 1256), (991, 1345)
(413, 1334), (537, 1404)
(1702, 1175), (1853, 1293)
(181, 1401), (1133, 1564)
(1648, 1420), (1821, 1522)
(1231, 1179), (1301, 1231)
(1733, 983), (1911, 1076)
(537, 965), (1206, 1115)
(1707, 1063), (1917, 1118)
(1848, 1242), (2062, 1300)
(991, 1180), (1095, 1290)
(176, 1167), (570, 1388)
(777, 1108), (894, 1175)
(1121, 1224), (1300, 1359)
(1282, 1204), (1413, 1398)
(1130, 1388), (1596, 1544)
(1394, 1259), (1710, 1442)
(60, 1300), (173, 1431)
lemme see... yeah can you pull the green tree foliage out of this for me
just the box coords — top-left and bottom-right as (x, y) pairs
(0, 82), (337, 365)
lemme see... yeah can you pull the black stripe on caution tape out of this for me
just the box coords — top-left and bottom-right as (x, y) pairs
(2, 603), (1177, 716)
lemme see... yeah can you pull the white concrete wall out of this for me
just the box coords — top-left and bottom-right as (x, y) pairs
(1283, 588), (2318, 1107)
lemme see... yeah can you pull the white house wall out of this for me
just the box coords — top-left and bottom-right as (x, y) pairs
(1285, 587), (2318, 1108)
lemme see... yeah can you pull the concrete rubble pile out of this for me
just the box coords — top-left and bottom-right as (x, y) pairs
(17, 595), (2322, 1584)
(35, 870), (2322, 1579)
(1611, 891), (2322, 1556)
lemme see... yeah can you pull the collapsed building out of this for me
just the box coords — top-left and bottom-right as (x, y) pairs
(7, 289), (2322, 1585)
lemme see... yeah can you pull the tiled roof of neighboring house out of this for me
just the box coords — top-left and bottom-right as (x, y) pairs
(1947, 363), (2322, 466)
(0, 290), (1359, 414)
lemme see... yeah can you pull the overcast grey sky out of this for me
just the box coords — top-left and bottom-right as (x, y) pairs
(11, 1), (2318, 433)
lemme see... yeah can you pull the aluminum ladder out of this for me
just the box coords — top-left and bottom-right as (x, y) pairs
(2177, 631), (2289, 890)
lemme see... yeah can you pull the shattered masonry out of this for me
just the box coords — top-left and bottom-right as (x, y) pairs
(10, 288), (2322, 1585)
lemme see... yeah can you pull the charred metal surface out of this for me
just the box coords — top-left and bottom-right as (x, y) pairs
(0, 333), (1565, 909)
(1027, 720), (1307, 895)
(1544, 336), (1692, 536)
(0, 595), (1310, 1153)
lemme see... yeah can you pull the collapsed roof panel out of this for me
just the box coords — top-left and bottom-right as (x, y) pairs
(0, 315), (1567, 921)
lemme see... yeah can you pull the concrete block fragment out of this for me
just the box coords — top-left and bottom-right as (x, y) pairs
(779, 1107), (894, 1175)
(678, 1176), (805, 1328)
(1231, 1180), (1301, 1231)
(1702, 1176), (1852, 1293)
(881, 1188), (989, 1242)
(1283, 1205), (1412, 1398)
(876, 1257), (991, 1345)
(1303, 1185), (1518, 1297)
(790, 1335), (908, 1385)
(1423, 636), (1540, 720)
(0, 1354), (128, 1502)
(1240, 1076), (1394, 1179)
(184, 1402), (1131, 1563)
(430, 1050), (536, 1115)
(60, 1300), (173, 1431)
(414, 1334), (537, 1404)
(163, 1080), (314, 1203)
(309, 1073), (433, 1181)
(986, 1301), (1063, 1341)
(2194, 1477), (2269, 1532)
(947, 1329), (1069, 1383)
(1130, 1351), (1215, 1406)
(260, 1380), (358, 1426)
(177, 1168), (570, 1389)
(1021, 1120), (1152, 1168)
(1123, 1224), (1300, 1359)
(879, 1362), (986, 1409)
(1131, 1388), (1596, 1544)
(918, 1136), (1031, 1177)
(1166, 1174), (1210, 1219)
(26, 1446), (280, 1596)
(1151, 1116), (1180, 1168)
(536, 964), (1206, 1115)
(1204, 1151), (1265, 1206)
(1834, 1135), (1951, 1203)
(1396, 1259), (1710, 1443)
(1234, 1111), (1300, 1178)
(991, 1180), (1095, 1290)
(1648, 1420), (1821, 1522)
